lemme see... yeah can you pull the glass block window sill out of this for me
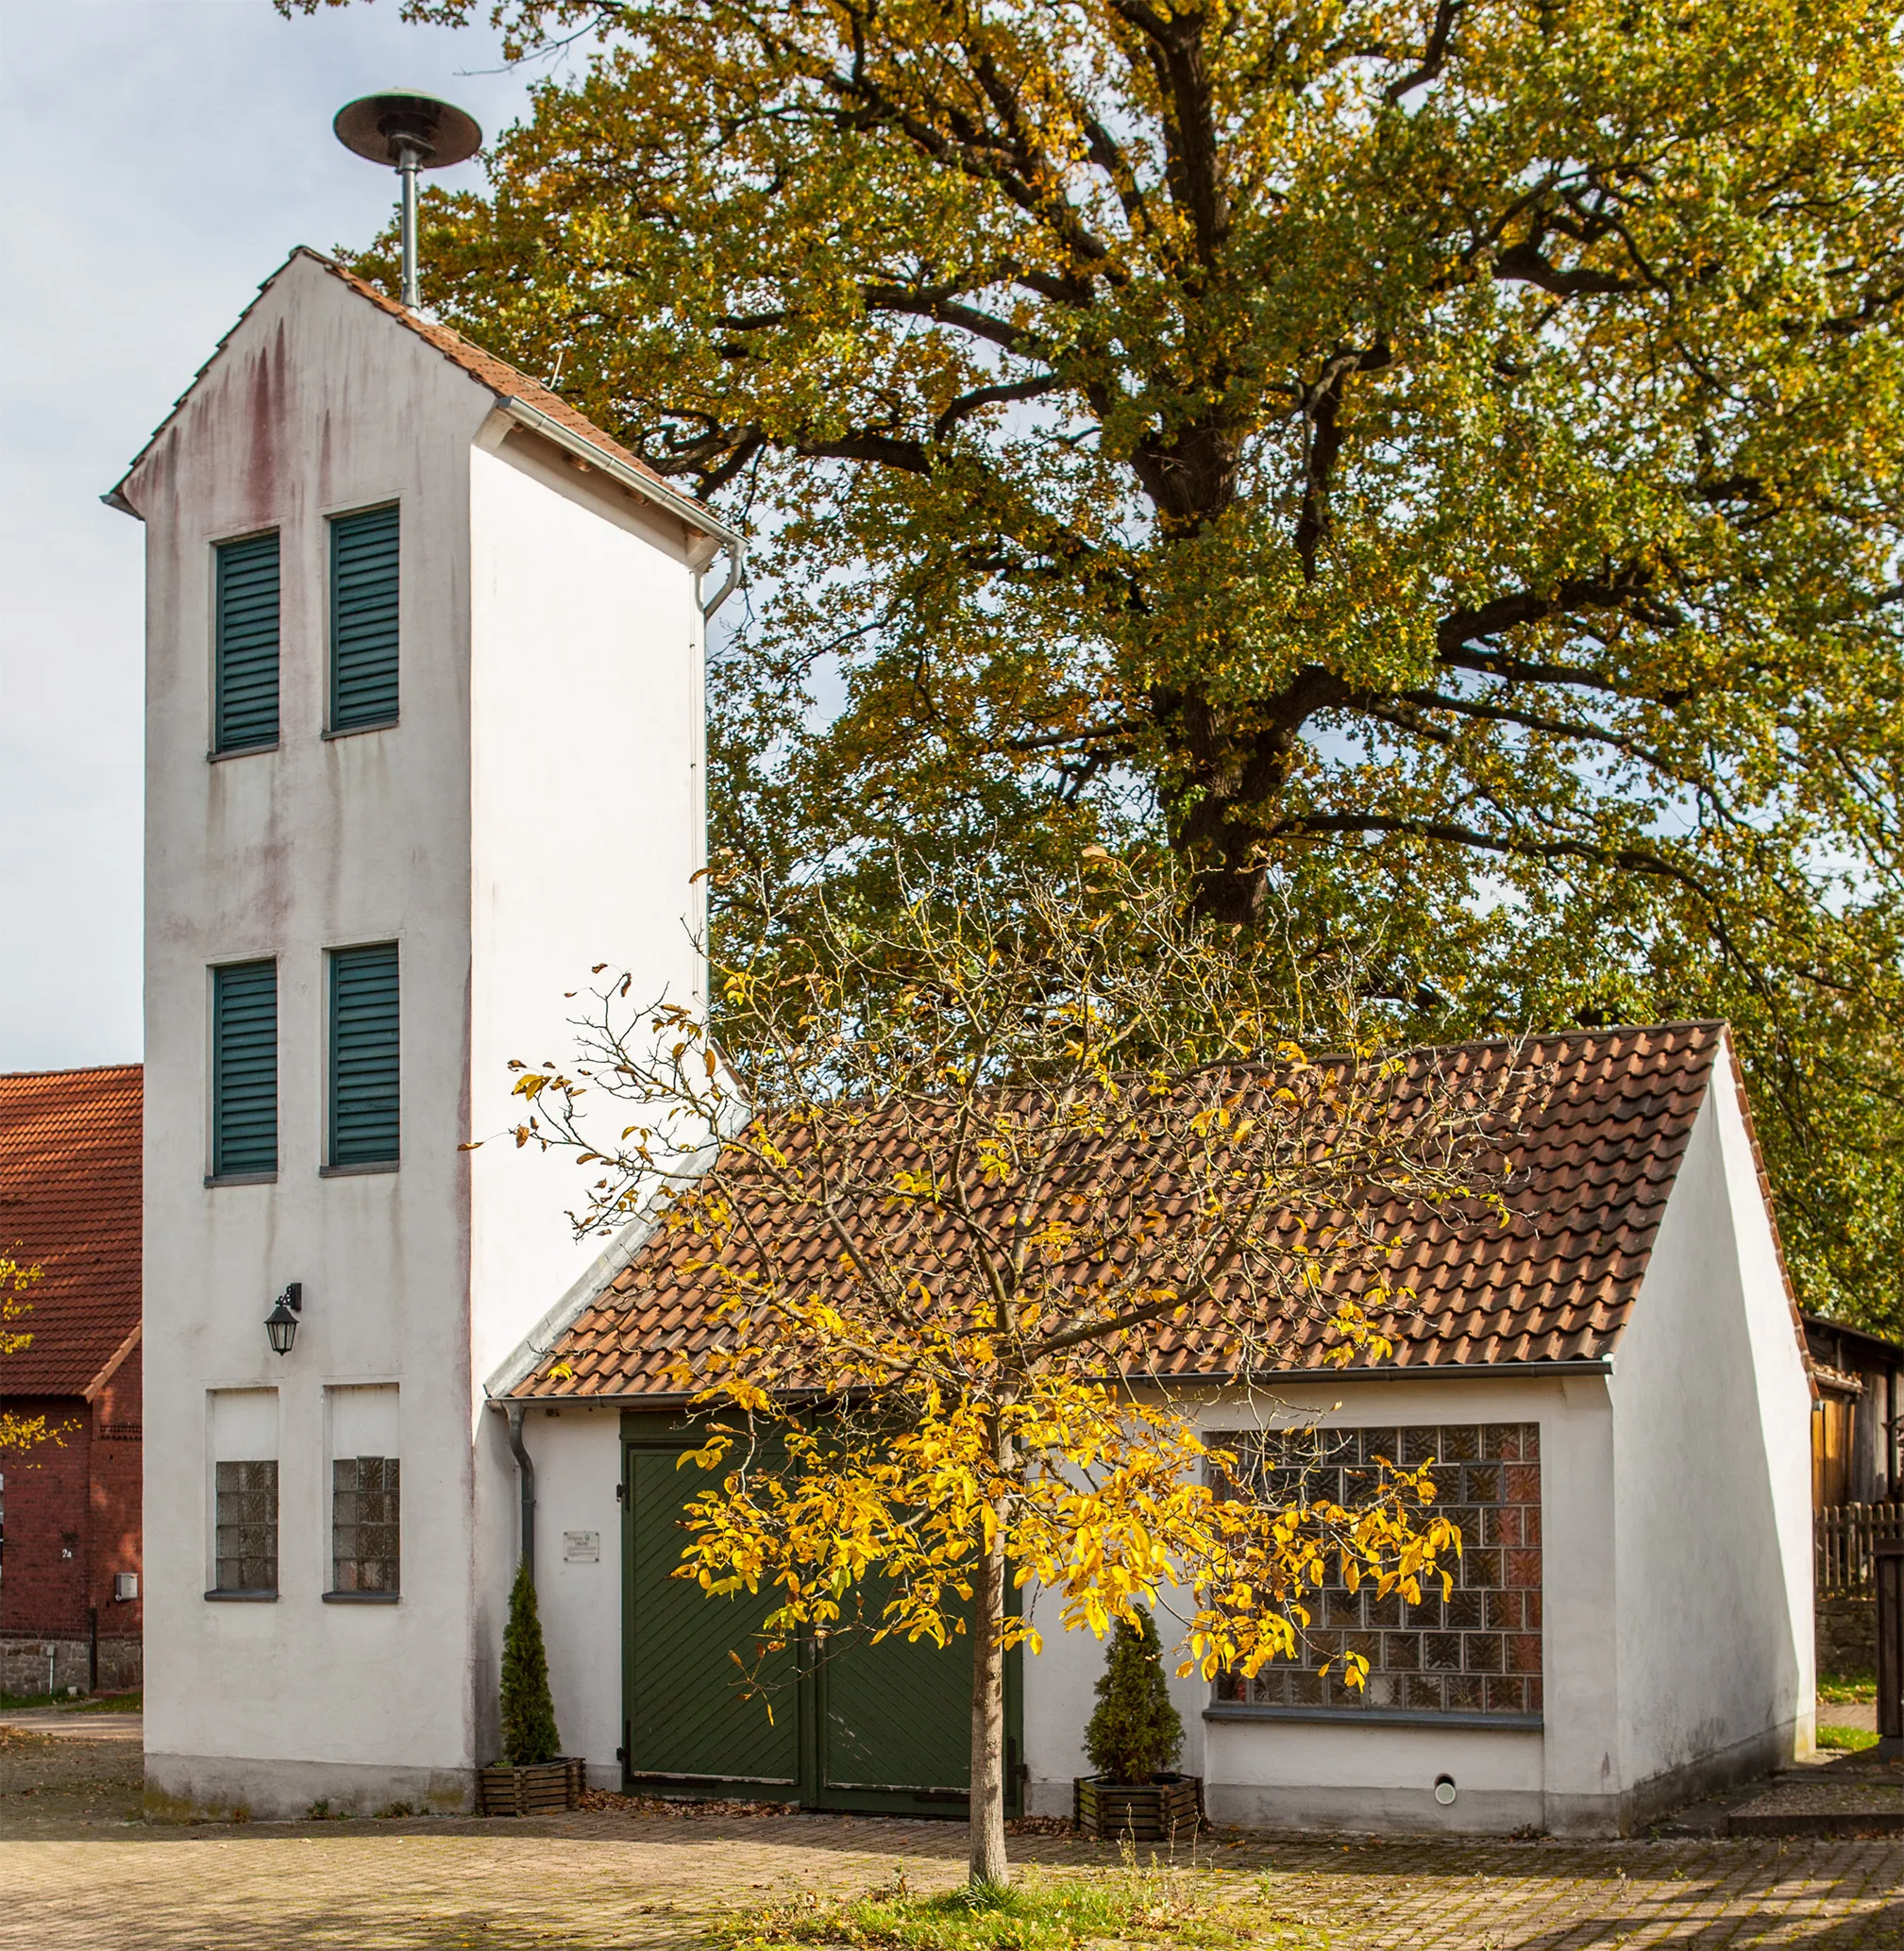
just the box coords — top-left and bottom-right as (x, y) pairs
(1205, 1703), (1542, 1733)
(204, 1589), (278, 1602)
(322, 1589), (400, 1604)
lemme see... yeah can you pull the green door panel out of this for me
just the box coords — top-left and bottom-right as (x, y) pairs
(619, 1421), (1020, 1813)
(625, 1446), (799, 1788)
(816, 1619), (975, 1804)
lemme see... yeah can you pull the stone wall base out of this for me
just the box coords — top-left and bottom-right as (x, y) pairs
(143, 1752), (474, 1823)
(1546, 1716), (1802, 1838)
(0, 1634), (142, 1697)
(1203, 1781), (1542, 1836)
(1027, 1716), (1804, 1841)
(1817, 1594), (1876, 1675)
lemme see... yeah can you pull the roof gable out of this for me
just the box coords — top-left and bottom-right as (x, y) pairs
(108, 249), (731, 549)
(515, 1021), (1751, 1403)
(0, 1064), (142, 1398)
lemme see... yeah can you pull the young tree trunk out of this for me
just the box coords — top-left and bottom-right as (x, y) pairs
(967, 1530), (1010, 1890)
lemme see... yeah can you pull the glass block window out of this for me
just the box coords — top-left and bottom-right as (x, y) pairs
(331, 1456), (400, 1594)
(1211, 1421), (1542, 1717)
(213, 1460), (279, 1593)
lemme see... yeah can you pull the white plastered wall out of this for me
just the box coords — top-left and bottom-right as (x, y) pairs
(1601, 1051), (1814, 1828)
(138, 257), (492, 1817)
(1018, 1371), (1614, 1834)
(465, 429), (707, 1765)
(509, 1404), (625, 1784)
(134, 252), (710, 1817)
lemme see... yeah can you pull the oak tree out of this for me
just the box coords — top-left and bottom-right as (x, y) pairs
(295, 0), (1904, 1324)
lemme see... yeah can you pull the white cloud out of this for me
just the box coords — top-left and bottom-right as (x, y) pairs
(0, 0), (536, 1068)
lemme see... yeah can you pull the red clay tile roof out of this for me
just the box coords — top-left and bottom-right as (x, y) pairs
(110, 248), (724, 534)
(514, 1021), (1763, 1403)
(0, 1065), (142, 1399)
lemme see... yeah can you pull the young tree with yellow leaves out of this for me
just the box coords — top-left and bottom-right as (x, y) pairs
(506, 858), (1522, 1885)
(0, 1254), (49, 1455)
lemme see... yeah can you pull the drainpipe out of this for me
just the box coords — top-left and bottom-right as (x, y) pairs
(700, 536), (746, 620)
(505, 1403), (536, 1586)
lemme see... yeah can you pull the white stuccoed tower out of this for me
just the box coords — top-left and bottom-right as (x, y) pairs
(113, 245), (735, 1816)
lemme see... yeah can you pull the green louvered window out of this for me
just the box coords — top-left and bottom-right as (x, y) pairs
(213, 532), (280, 752)
(329, 504), (400, 732)
(211, 960), (278, 1178)
(329, 943), (399, 1168)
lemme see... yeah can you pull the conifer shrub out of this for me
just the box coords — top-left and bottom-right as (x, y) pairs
(1083, 1606), (1184, 1784)
(499, 1556), (561, 1766)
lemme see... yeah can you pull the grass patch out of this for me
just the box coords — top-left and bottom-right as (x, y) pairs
(1818, 1671), (1877, 1705)
(1818, 1724), (1879, 1753)
(65, 1691), (140, 1713)
(719, 1860), (1314, 1951)
(0, 1690), (141, 1713)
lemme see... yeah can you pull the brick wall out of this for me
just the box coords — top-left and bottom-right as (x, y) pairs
(87, 1343), (143, 1642)
(1, 1342), (143, 1657)
(0, 1398), (92, 1638)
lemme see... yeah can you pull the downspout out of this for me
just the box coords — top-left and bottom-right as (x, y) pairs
(700, 536), (746, 620)
(505, 1402), (536, 1584)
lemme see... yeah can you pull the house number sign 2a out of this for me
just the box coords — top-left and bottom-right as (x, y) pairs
(563, 1531), (600, 1563)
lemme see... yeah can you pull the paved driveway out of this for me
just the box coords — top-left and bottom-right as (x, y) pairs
(3, 1728), (1901, 1949)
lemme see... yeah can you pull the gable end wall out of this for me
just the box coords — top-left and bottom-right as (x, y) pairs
(1596, 1055), (1814, 1831)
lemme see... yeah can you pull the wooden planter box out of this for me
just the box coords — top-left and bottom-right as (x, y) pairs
(478, 1756), (585, 1816)
(1073, 1773), (1204, 1842)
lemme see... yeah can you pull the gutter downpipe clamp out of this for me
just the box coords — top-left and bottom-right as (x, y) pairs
(504, 1401), (536, 1586)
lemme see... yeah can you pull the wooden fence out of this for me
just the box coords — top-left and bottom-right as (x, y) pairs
(1816, 1503), (1904, 1593)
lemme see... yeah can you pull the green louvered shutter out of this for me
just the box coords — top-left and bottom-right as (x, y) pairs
(214, 532), (280, 752)
(329, 943), (400, 1167)
(211, 961), (278, 1177)
(329, 505), (400, 731)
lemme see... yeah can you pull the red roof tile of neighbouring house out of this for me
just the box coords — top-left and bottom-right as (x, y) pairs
(0, 1064), (142, 1398)
(512, 1022), (1798, 1403)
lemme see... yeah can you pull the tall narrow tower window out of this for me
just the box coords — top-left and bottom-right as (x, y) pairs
(213, 531), (280, 752)
(211, 960), (278, 1179)
(329, 504), (400, 732)
(329, 942), (400, 1168)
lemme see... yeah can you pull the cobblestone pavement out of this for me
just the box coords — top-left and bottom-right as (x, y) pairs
(3, 1733), (1902, 1949)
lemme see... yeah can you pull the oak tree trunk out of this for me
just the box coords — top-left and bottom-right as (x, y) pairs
(967, 1530), (1010, 1889)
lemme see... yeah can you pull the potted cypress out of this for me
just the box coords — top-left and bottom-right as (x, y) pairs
(478, 1558), (584, 1814)
(1073, 1606), (1203, 1842)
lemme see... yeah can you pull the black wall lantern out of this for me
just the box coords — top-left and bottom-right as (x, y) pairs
(264, 1283), (303, 1356)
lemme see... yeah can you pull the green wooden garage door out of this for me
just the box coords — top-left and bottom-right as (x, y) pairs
(622, 1426), (1019, 1814)
(624, 1443), (799, 1792)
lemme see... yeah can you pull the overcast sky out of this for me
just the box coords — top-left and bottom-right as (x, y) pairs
(0, 0), (546, 1070)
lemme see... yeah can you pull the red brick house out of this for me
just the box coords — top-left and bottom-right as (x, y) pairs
(0, 1064), (143, 1695)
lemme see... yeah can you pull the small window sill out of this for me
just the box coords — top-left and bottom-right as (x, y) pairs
(1205, 1703), (1542, 1732)
(323, 720), (399, 741)
(206, 1170), (278, 1188)
(207, 742), (279, 764)
(205, 1589), (278, 1603)
(320, 1160), (399, 1178)
(322, 1589), (400, 1605)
